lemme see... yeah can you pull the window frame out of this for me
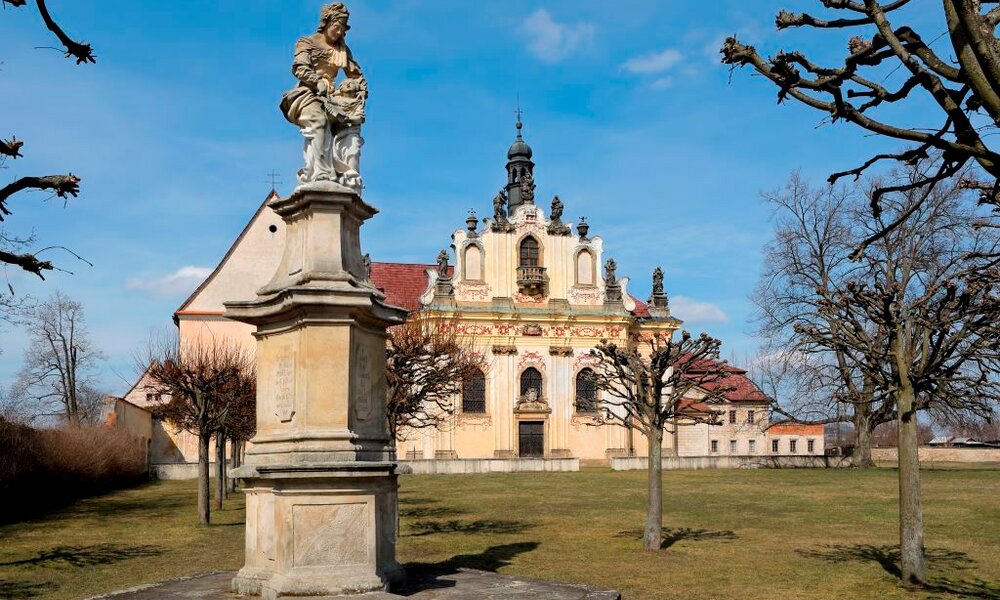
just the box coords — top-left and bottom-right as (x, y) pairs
(519, 366), (544, 398)
(461, 368), (487, 414)
(518, 235), (541, 268)
(574, 368), (598, 413)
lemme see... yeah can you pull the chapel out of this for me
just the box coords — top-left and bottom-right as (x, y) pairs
(116, 121), (823, 470)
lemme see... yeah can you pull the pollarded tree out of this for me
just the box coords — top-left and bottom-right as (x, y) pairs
(587, 331), (734, 551)
(721, 1), (1000, 249)
(2, 0), (93, 278)
(141, 335), (254, 525)
(385, 319), (486, 443)
(14, 291), (105, 425)
(801, 166), (1000, 583)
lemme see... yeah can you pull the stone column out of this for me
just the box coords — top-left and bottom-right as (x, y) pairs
(226, 181), (407, 599)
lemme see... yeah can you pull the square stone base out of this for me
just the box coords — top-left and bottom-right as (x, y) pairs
(493, 449), (516, 459)
(232, 463), (403, 598)
(549, 448), (573, 458)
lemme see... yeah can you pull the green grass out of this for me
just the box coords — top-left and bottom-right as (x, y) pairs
(2, 468), (999, 599)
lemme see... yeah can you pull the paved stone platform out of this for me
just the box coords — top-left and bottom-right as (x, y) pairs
(89, 569), (621, 599)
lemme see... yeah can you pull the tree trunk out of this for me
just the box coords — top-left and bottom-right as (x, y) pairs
(227, 438), (238, 493)
(853, 406), (876, 468)
(643, 427), (663, 551)
(897, 384), (926, 583)
(198, 432), (211, 525)
(215, 432), (226, 509)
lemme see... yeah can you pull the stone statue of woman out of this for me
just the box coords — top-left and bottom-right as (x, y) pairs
(281, 3), (367, 189)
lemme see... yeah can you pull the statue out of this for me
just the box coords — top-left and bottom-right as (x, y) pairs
(491, 188), (513, 232)
(550, 195), (564, 222)
(437, 249), (450, 277)
(281, 3), (368, 189)
(520, 172), (536, 204)
(363, 252), (372, 279)
(652, 266), (664, 295)
(604, 258), (618, 287)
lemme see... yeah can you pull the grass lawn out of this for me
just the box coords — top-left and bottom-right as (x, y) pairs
(1, 467), (998, 599)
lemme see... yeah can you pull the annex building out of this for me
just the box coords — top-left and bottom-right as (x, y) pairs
(116, 123), (824, 472)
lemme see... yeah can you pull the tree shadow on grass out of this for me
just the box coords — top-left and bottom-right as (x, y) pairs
(398, 542), (541, 594)
(616, 527), (738, 549)
(399, 505), (467, 519)
(0, 543), (163, 568)
(0, 580), (57, 599)
(406, 519), (534, 537)
(797, 544), (1000, 599)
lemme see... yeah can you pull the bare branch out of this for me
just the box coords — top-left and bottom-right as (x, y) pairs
(33, 0), (95, 64)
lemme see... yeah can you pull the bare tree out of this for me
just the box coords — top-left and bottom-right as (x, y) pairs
(798, 167), (1000, 583)
(140, 335), (254, 525)
(214, 370), (255, 506)
(2, 0), (93, 277)
(587, 331), (733, 551)
(385, 319), (486, 443)
(753, 173), (894, 466)
(13, 291), (105, 425)
(721, 2), (1000, 250)
(871, 420), (934, 447)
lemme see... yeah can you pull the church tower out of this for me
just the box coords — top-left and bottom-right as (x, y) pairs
(505, 117), (535, 215)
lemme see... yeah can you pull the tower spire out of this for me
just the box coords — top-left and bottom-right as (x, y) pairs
(505, 97), (535, 216)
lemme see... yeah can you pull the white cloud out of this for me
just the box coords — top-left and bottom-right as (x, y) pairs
(126, 266), (213, 298)
(671, 295), (729, 324)
(520, 9), (595, 63)
(622, 48), (684, 74)
(651, 76), (674, 90)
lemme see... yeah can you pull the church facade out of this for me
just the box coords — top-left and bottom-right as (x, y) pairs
(121, 123), (824, 470)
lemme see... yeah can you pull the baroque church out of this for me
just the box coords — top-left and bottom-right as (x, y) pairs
(114, 121), (823, 471)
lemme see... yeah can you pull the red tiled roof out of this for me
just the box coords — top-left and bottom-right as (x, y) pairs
(630, 296), (650, 318)
(370, 262), (436, 312)
(769, 423), (825, 436)
(683, 363), (769, 404)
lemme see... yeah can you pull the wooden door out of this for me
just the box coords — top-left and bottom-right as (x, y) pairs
(518, 421), (544, 457)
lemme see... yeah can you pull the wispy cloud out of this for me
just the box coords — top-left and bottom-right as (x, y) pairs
(126, 266), (212, 298)
(671, 295), (729, 324)
(520, 9), (595, 63)
(622, 48), (684, 74)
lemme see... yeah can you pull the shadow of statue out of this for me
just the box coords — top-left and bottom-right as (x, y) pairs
(0, 543), (163, 568)
(797, 544), (1000, 599)
(0, 580), (57, 599)
(616, 527), (739, 550)
(397, 542), (541, 594)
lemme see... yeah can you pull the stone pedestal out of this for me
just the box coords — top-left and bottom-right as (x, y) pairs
(225, 182), (407, 598)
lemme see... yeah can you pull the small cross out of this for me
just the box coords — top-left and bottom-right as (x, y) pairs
(515, 93), (524, 128)
(265, 169), (282, 191)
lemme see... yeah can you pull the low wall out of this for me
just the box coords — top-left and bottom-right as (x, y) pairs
(398, 458), (579, 475)
(611, 455), (853, 471)
(871, 447), (1000, 463)
(151, 462), (227, 480)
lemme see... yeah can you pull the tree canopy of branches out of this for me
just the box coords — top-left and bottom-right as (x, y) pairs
(13, 291), (105, 425)
(2, 0), (93, 279)
(588, 331), (733, 551)
(385, 319), (485, 442)
(721, 1), (1000, 248)
(758, 165), (1000, 583)
(141, 335), (254, 525)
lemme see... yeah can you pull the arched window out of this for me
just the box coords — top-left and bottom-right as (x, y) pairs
(520, 367), (543, 398)
(519, 236), (540, 267)
(462, 369), (486, 413)
(575, 368), (598, 412)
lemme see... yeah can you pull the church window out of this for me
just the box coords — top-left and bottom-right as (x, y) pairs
(462, 369), (486, 414)
(519, 236), (540, 267)
(576, 249), (595, 286)
(520, 367), (543, 398)
(575, 368), (598, 413)
(463, 245), (482, 281)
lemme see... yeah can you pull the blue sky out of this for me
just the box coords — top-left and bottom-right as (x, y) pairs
(0, 1), (941, 393)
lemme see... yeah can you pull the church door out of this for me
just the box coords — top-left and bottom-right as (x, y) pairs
(518, 421), (544, 458)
